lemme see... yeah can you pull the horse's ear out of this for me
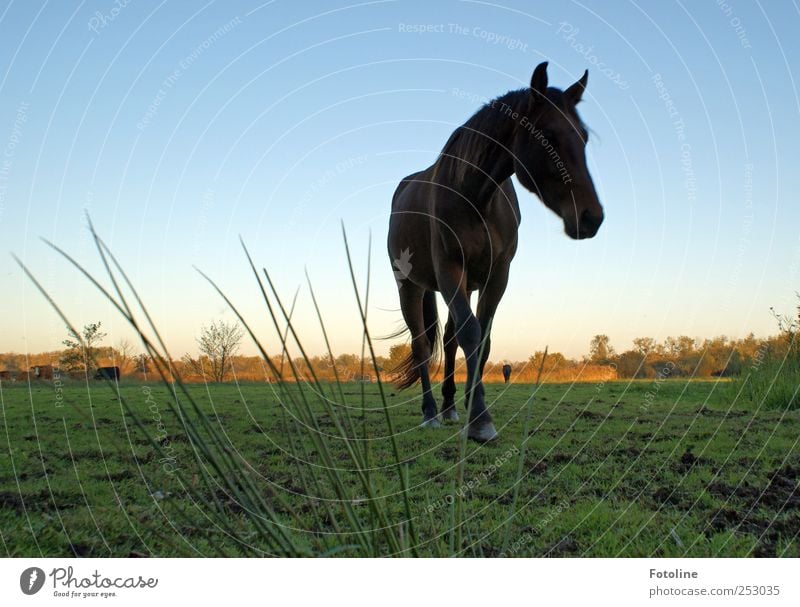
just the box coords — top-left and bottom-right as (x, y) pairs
(530, 62), (548, 99)
(565, 70), (588, 104)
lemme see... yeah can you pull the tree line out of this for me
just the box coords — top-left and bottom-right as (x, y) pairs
(1, 312), (796, 384)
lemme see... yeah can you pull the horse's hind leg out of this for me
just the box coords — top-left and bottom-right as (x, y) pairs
(440, 312), (459, 422)
(437, 265), (497, 442)
(398, 284), (439, 427)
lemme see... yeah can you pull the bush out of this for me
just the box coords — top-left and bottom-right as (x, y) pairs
(732, 298), (800, 411)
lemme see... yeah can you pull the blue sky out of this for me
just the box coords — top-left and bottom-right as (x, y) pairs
(1, 0), (799, 360)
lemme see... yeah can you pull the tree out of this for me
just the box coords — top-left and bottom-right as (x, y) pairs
(589, 334), (615, 364)
(387, 344), (411, 372)
(182, 320), (244, 382)
(632, 337), (656, 356)
(135, 353), (151, 375)
(528, 350), (566, 371)
(615, 350), (649, 378)
(114, 339), (137, 374)
(61, 322), (107, 375)
(0, 354), (21, 375)
(665, 335), (695, 358)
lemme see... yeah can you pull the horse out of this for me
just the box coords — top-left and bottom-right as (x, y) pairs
(502, 364), (512, 384)
(387, 62), (604, 442)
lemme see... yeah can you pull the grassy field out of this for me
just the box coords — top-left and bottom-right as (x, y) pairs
(1, 378), (798, 557)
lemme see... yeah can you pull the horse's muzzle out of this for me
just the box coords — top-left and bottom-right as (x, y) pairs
(568, 208), (604, 239)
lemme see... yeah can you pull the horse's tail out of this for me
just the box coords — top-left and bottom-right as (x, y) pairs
(394, 290), (440, 390)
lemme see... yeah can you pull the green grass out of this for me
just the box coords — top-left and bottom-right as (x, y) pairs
(2, 378), (798, 557)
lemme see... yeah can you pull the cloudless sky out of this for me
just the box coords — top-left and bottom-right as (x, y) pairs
(1, 0), (799, 361)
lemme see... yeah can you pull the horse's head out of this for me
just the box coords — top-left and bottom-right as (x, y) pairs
(512, 62), (604, 240)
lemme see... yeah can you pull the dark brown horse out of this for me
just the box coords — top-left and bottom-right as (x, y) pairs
(388, 62), (604, 441)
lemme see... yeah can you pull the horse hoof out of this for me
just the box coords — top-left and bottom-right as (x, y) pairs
(420, 417), (442, 429)
(439, 409), (459, 423)
(465, 421), (498, 443)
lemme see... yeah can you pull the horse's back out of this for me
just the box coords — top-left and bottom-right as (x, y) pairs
(388, 169), (520, 292)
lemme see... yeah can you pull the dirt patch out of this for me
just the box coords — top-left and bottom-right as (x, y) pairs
(92, 470), (135, 482)
(676, 450), (709, 473)
(529, 460), (548, 474)
(436, 446), (458, 459)
(478, 543), (501, 557)
(68, 542), (94, 557)
(0, 488), (85, 512)
(709, 508), (800, 557)
(621, 446), (642, 458)
(707, 481), (761, 504)
(652, 486), (690, 507)
(544, 535), (578, 556)
(708, 466), (799, 510)
(763, 466), (800, 508)
(0, 491), (25, 513)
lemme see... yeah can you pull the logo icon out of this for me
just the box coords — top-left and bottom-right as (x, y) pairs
(20, 567), (45, 595)
(392, 248), (413, 287)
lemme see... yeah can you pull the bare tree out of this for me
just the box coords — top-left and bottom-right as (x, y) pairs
(182, 320), (244, 382)
(114, 339), (136, 374)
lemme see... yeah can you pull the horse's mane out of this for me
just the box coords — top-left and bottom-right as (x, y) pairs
(436, 87), (587, 184)
(437, 88), (529, 181)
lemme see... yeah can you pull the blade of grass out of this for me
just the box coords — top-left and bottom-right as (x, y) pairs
(499, 346), (548, 556)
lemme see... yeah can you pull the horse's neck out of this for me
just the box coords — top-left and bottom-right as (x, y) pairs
(434, 90), (526, 203)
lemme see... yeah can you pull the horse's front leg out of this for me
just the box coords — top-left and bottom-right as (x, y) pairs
(439, 294), (469, 423)
(476, 264), (510, 377)
(437, 266), (497, 442)
(440, 313), (459, 422)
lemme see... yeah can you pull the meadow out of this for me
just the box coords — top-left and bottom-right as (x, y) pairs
(1, 378), (798, 557)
